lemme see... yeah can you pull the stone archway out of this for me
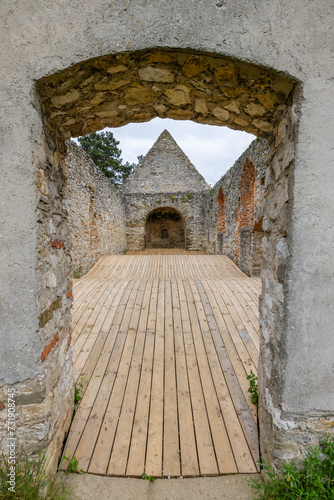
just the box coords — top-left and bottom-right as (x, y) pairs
(145, 207), (185, 249)
(216, 187), (226, 254)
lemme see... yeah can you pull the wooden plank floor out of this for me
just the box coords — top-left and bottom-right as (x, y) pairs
(64, 253), (261, 477)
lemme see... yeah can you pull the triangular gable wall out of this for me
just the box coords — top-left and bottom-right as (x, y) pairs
(122, 129), (209, 194)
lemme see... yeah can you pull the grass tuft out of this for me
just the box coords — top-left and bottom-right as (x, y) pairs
(0, 451), (73, 499)
(249, 434), (334, 499)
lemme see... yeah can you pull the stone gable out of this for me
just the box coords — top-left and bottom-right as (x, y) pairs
(121, 129), (209, 194)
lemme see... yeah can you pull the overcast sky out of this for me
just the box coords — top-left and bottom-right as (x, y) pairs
(81, 118), (256, 186)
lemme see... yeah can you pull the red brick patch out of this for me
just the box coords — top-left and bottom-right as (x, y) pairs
(41, 332), (59, 362)
(217, 186), (226, 232)
(51, 240), (64, 249)
(67, 331), (72, 351)
(61, 409), (70, 432)
(0, 401), (5, 411)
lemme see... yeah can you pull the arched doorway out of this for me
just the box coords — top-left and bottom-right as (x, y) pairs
(234, 158), (257, 274)
(145, 207), (185, 249)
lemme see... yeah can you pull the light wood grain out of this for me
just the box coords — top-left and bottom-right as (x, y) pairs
(63, 252), (261, 477)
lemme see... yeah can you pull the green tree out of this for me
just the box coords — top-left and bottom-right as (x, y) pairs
(78, 131), (136, 186)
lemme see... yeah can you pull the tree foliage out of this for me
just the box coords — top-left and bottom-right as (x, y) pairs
(78, 131), (137, 186)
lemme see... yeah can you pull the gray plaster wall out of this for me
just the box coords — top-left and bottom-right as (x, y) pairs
(1, 0), (334, 469)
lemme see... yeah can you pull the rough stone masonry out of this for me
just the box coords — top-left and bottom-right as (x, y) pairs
(66, 132), (268, 277)
(1, 0), (333, 476)
(66, 141), (126, 276)
(206, 138), (269, 277)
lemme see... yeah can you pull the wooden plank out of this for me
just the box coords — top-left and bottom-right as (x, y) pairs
(65, 253), (261, 478)
(206, 279), (259, 369)
(88, 280), (142, 475)
(219, 280), (260, 353)
(172, 280), (199, 477)
(186, 279), (238, 474)
(145, 281), (165, 476)
(107, 280), (151, 476)
(195, 280), (258, 472)
(72, 279), (113, 355)
(65, 281), (136, 472)
(230, 279), (260, 329)
(71, 279), (107, 338)
(127, 280), (158, 476)
(192, 280), (259, 467)
(179, 280), (218, 476)
(77, 280), (128, 383)
(163, 280), (180, 476)
(126, 332), (154, 477)
(74, 280), (124, 379)
(199, 279), (258, 378)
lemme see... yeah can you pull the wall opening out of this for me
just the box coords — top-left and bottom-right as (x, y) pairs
(33, 47), (300, 470)
(145, 207), (185, 249)
(234, 158), (257, 274)
(216, 186), (226, 254)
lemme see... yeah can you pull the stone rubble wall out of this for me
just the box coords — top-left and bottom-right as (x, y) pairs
(121, 129), (209, 252)
(258, 96), (300, 465)
(36, 49), (295, 141)
(206, 138), (269, 276)
(66, 141), (126, 276)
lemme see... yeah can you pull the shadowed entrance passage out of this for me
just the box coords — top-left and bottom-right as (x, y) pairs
(145, 207), (185, 249)
(64, 252), (260, 477)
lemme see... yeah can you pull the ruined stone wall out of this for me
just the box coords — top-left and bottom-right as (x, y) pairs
(123, 192), (207, 251)
(66, 141), (126, 275)
(207, 138), (269, 276)
(122, 130), (209, 194)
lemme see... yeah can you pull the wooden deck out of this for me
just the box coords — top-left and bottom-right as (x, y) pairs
(64, 253), (261, 477)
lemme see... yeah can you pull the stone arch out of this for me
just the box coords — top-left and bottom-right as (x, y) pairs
(145, 207), (185, 249)
(36, 49), (296, 139)
(33, 49), (300, 468)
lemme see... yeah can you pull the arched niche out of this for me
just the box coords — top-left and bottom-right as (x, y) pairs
(145, 207), (185, 249)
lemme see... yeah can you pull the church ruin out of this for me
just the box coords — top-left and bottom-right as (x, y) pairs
(67, 131), (268, 277)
